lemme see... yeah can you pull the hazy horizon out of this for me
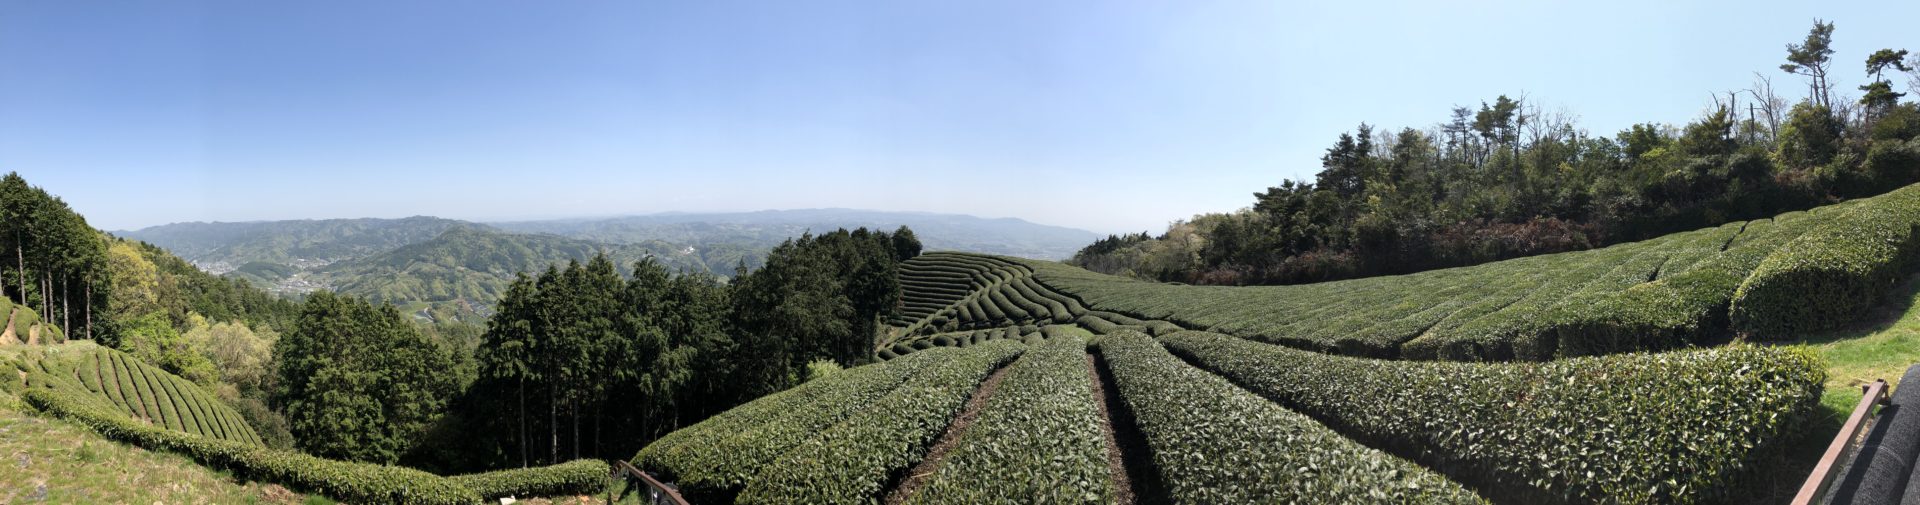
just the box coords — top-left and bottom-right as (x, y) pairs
(111, 207), (1107, 235)
(5, 0), (1916, 233)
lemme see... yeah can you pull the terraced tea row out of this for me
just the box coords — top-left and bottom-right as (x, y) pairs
(1156, 330), (1822, 503)
(6, 342), (608, 504)
(903, 334), (1113, 504)
(0, 295), (65, 346)
(1020, 182), (1920, 361)
(1094, 331), (1481, 503)
(636, 342), (1026, 502)
(886, 252), (1089, 349)
(19, 345), (261, 445)
(638, 327), (1821, 503)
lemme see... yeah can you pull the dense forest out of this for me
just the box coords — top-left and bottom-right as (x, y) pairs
(420, 226), (919, 471)
(1073, 21), (1920, 285)
(0, 171), (923, 474)
(0, 173), (109, 342)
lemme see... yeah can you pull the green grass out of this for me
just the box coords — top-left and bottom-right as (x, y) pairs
(0, 397), (309, 504)
(1737, 274), (1920, 504)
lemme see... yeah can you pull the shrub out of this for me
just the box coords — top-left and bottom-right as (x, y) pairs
(1095, 331), (1481, 503)
(986, 288), (1031, 322)
(632, 348), (953, 501)
(738, 340), (1023, 504)
(1076, 314), (1119, 334)
(908, 335), (1112, 503)
(1731, 183), (1920, 338)
(1007, 279), (1071, 323)
(1144, 320), (1183, 336)
(24, 387), (479, 505)
(1160, 330), (1824, 504)
(451, 459), (610, 500)
(1547, 212), (1820, 356)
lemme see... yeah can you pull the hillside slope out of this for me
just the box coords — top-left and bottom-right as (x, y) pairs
(0, 403), (305, 504)
(1000, 182), (1920, 361)
(120, 216), (473, 270)
(315, 226), (735, 318)
(494, 208), (1100, 260)
(5, 341), (611, 504)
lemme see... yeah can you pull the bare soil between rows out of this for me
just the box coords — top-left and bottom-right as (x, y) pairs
(882, 362), (1014, 504)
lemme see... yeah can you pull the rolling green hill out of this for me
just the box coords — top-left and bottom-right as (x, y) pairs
(120, 216), (473, 269)
(493, 208), (1100, 260)
(313, 226), (745, 319)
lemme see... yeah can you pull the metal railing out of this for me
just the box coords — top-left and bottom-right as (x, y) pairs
(610, 459), (690, 505)
(1792, 379), (1891, 505)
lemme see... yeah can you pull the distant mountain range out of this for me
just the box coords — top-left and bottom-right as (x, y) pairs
(491, 209), (1099, 259)
(117, 210), (1097, 321)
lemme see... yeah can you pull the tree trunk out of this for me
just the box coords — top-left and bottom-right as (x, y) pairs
(572, 402), (580, 460)
(14, 236), (23, 303)
(550, 381), (558, 465)
(519, 375), (528, 468)
(84, 278), (91, 340)
(61, 279), (68, 335)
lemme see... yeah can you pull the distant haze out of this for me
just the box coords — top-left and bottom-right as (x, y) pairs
(118, 209), (1099, 318)
(120, 209), (1101, 262)
(7, 2), (1915, 233)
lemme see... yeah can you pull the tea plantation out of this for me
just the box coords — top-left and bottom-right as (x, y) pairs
(1, 342), (610, 504)
(618, 184), (1920, 503)
(1025, 182), (1920, 362)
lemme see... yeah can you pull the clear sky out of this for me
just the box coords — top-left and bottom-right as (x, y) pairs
(2, 1), (1915, 233)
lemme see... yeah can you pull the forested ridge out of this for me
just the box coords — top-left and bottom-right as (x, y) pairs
(0, 169), (926, 485)
(315, 225), (749, 320)
(1074, 21), (1920, 286)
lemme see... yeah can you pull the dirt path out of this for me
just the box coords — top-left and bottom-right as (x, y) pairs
(883, 363), (1014, 505)
(0, 307), (14, 346)
(1093, 350), (1171, 504)
(1088, 353), (1137, 505)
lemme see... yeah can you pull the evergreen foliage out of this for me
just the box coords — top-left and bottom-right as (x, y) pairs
(274, 292), (459, 464)
(1071, 23), (1920, 287)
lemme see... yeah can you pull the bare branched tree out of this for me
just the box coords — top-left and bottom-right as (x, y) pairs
(1908, 53), (1920, 96)
(1747, 73), (1786, 142)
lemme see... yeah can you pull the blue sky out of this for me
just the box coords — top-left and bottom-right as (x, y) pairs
(2, 1), (1915, 234)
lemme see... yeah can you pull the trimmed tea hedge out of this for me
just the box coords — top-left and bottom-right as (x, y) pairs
(19, 344), (603, 503)
(1543, 212), (1819, 357)
(24, 386), (480, 505)
(30, 346), (264, 446)
(1008, 185), (1920, 361)
(451, 459), (610, 500)
(633, 348), (956, 501)
(886, 252), (1091, 350)
(1160, 330), (1824, 504)
(1731, 182), (1920, 338)
(1095, 331), (1483, 504)
(908, 334), (1113, 504)
(738, 340), (1024, 504)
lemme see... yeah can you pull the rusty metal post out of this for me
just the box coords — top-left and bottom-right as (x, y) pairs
(612, 459), (689, 505)
(1792, 380), (1892, 505)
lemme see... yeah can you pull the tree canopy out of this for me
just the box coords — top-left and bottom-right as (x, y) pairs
(1072, 22), (1920, 286)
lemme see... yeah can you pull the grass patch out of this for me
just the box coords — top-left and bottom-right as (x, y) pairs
(1739, 274), (1920, 504)
(0, 396), (305, 504)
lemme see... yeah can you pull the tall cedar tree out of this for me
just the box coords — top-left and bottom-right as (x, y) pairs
(274, 291), (457, 464)
(443, 227), (915, 471)
(0, 173), (109, 342)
